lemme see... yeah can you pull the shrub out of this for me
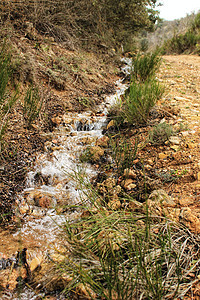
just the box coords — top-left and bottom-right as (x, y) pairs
(23, 85), (43, 128)
(132, 51), (161, 82)
(121, 80), (164, 125)
(148, 122), (174, 145)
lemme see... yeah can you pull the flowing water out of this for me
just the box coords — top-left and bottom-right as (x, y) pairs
(0, 58), (131, 298)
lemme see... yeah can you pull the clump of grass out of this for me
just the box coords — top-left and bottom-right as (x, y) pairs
(109, 134), (138, 176)
(122, 80), (164, 125)
(148, 122), (174, 145)
(23, 85), (43, 128)
(132, 50), (162, 82)
(51, 178), (200, 300)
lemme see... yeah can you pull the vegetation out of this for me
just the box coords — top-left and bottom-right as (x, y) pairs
(123, 80), (164, 125)
(50, 173), (200, 300)
(109, 135), (138, 176)
(132, 51), (162, 82)
(148, 122), (174, 145)
(0, 42), (18, 152)
(1, 0), (160, 51)
(162, 12), (200, 54)
(23, 85), (43, 128)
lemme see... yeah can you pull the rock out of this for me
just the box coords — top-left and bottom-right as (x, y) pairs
(122, 178), (136, 190)
(51, 116), (62, 126)
(169, 136), (181, 145)
(76, 283), (97, 299)
(24, 190), (56, 208)
(197, 172), (200, 181)
(146, 190), (177, 217)
(170, 145), (179, 151)
(179, 197), (194, 206)
(128, 199), (143, 211)
(158, 153), (167, 159)
(89, 146), (104, 162)
(96, 136), (109, 148)
(123, 169), (137, 179)
(107, 120), (115, 129)
(180, 207), (200, 233)
(30, 256), (43, 272)
(19, 203), (30, 214)
(108, 198), (121, 210)
(148, 190), (176, 207)
(62, 116), (73, 125)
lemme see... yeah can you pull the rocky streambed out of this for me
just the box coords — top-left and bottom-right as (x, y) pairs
(0, 62), (130, 297)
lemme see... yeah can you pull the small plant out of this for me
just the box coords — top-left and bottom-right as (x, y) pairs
(132, 50), (161, 82)
(148, 122), (174, 145)
(122, 80), (164, 125)
(109, 134), (138, 176)
(23, 85), (43, 128)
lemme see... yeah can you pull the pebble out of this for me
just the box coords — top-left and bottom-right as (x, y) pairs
(169, 136), (181, 145)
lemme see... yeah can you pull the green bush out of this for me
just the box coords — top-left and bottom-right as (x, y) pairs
(23, 85), (43, 128)
(132, 51), (161, 82)
(122, 80), (164, 125)
(162, 12), (200, 54)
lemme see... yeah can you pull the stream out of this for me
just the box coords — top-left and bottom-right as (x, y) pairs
(0, 58), (131, 299)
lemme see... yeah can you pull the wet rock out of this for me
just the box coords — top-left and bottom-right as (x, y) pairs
(88, 146), (104, 162)
(24, 190), (56, 208)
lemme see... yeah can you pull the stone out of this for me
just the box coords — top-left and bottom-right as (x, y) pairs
(148, 190), (176, 208)
(108, 199), (121, 210)
(158, 153), (167, 159)
(123, 169), (137, 179)
(146, 190), (177, 217)
(107, 120), (115, 129)
(128, 199), (143, 211)
(30, 256), (43, 272)
(170, 145), (179, 151)
(89, 146), (104, 162)
(197, 172), (200, 181)
(169, 136), (181, 145)
(96, 136), (109, 148)
(180, 207), (200, 233)
(179, 197), (194, 206)
(51, 116), (62, 126)
(76, 283), (97, 299)
(122, 178), (135, 190)
(24, 190), (56, 208)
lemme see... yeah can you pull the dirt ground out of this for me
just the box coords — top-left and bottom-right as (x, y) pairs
(159, 55), (200, 213)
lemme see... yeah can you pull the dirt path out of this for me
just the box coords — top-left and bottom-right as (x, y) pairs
(158, 55), (200, 230)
